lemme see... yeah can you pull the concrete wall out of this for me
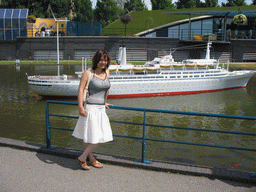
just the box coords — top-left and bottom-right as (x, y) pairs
(0, 36), (256, 62)
(0, 40), (17, 60)
(15, 36), (180, 61)
(230, 39), (256, 62)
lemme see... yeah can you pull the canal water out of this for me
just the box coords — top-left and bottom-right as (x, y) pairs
(0, 64), (256, 172)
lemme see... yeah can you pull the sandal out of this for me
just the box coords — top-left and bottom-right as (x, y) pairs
(76, 159), (90, 170)
(90, 160), (103, 168)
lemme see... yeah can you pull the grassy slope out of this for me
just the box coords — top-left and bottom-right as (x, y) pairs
(102, 5), (256, 36)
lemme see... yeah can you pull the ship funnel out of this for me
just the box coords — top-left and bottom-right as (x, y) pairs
(117, 46), (123, 65)
(120, 46), (127, 66)
(205, 42), (212, 60)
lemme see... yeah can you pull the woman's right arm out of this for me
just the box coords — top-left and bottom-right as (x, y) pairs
(77, 70), (90, 116)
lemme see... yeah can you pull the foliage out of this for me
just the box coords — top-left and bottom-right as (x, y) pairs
(116, 0), (127, 8)
(233, 14), (247, 24)
(195, 0), (206, 8)
(120, 14), (133, 36)
(176, 0), (196, 9)
(73, 0), (93, 22)
(50, 0), (71, 18)
(151, 0), (174, 10)
(93, 0), (119, 28)
(135, 0), (147, 11)
(205, 0), (218, 7)
(222, 0), (246, 7)
(27, 15), (36, 23)
(120, 14), (133, 25)
(124, 0), (147, 12)
(1, 0), (71, 18)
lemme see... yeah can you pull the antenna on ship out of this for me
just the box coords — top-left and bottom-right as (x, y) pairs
(49, 6), (69, 76)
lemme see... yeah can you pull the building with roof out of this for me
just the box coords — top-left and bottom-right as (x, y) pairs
(0, 9), (28, 40)
(137, 9), (256, 41)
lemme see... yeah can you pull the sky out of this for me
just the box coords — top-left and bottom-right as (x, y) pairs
(91, 0), (254, 10)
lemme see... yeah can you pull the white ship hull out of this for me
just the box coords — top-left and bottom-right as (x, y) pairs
(27, 43), (256, 99)
(28, 69), (256, 99)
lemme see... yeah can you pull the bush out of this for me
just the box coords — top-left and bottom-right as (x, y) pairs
(233, 14), (247, 25)
(27, 15), (36, 23)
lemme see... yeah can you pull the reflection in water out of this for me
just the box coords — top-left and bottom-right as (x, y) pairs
(0, 65), (255, 171)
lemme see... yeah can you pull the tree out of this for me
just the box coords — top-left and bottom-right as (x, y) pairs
(50, 0), (71, 18)
(205, 0), (217, 7)
(73, 0), (93, 22)
(120, 13), (133, 36)
(93, 0), (119, 28)
(124, 0), (146, 12)
(151, 0), (174, 10)
(222, 0), (246, 7)
(234, 0), (246, 6)
(254, 0), (256, 5)
(135, 0), (146, 11)
(195, 0), (206, 8)
(1, 0), (71, 18)
(116, 0), (127, 8)
(176, 0), (196, 9)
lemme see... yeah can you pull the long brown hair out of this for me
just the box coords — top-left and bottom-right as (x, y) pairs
(92, 50), (110, 72)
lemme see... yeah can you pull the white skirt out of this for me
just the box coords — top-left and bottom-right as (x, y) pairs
(72, 104), (113, 144)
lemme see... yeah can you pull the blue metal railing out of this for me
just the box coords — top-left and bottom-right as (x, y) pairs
(45, 100), (256, 164)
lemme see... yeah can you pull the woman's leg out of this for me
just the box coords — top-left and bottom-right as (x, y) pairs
(78, 143), (99, 163)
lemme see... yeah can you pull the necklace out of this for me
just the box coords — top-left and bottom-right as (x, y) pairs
(94, 70), (104, 76)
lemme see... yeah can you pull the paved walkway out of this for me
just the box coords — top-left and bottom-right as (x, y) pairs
(1, 147), (255, 192)
(0, 138), (255, 192)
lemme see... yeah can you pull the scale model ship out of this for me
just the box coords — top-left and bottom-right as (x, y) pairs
(27, 42), (256, 98)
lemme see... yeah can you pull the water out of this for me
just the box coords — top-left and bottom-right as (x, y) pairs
(0, 64), (256, 171)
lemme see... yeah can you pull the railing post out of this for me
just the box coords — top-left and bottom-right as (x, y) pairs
(140, 110), (152, 164)
(45, 101), (51, 148)
(141, 110), (146, 162)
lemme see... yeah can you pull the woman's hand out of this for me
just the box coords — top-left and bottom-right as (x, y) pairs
(79, 107), (87, 117)
(105, 103), (113, 109)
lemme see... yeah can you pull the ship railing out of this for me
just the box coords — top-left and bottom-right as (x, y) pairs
(45, 100), (256, 166)
(109, 69), (227, 81)
(110, 64), (221, 75)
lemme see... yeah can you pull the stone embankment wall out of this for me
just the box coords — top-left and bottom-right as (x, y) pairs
(0, 37), (255, 62)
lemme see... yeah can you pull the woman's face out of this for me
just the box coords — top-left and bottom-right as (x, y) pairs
(97, 56), (108, 70)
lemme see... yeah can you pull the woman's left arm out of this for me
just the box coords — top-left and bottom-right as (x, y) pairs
(105, 69), (113, 109)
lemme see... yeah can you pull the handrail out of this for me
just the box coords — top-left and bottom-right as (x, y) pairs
(45, 100), (256, 165)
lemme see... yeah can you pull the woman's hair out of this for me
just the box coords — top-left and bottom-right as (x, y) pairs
(92, 50), (110, 71)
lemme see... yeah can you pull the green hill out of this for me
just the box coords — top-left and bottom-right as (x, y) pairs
(102, 5), (256, 36)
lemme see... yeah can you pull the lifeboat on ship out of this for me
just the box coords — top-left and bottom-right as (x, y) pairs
(185, 64), (196, 68)
(132, 67), (145, 72)
(208, 64), (215, 68)
(109, 65), (118, 72)
(160, 64), (172, 68)
(146, 67), (159, 71)
(172, 64), (184, 68)
(119, 67), (132, 71)
(196, 64), (207, 68)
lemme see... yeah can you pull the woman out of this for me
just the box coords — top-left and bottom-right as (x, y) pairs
(72, 50), (113, 170)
